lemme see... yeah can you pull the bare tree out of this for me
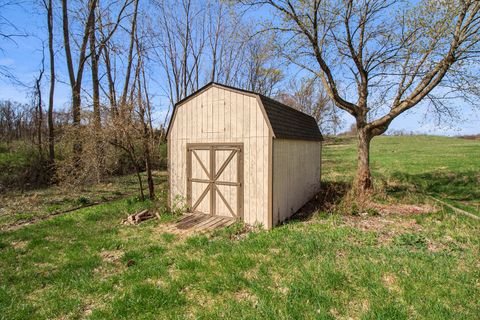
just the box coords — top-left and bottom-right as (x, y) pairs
(33, 53), (45, 156)
(242, 0), (480, 195)
(41, 0), (55, 164)
(277, 76), (343, 134)
(119, 0), (139, 109)
(137, 64), (155, 200)
(89, 0), (132, 129)
(243, 35), (284, 96)
(151, 0), (203, 106)
(135, 16), (155, 200)
(61, 0), (98, 161)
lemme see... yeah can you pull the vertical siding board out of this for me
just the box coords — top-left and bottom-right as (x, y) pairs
(249, 98), (255, 224)
(232, 90), (239, 139)
(209, 88), (213, 140)
(267, 132), (273, 229)
(213, 87), (219, 140)
(193, 96), (199, 137)
(253, 97), (262, 225)
(225, 89), (231, 139)
(201, 92), (205, 140)
(220, 88), (225, 140)
(243, 95), (250, 223)
(255, 97), (263, 224)
(187, 100), (192, 140)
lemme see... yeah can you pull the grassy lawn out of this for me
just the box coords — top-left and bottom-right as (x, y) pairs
(324, 135), (480, 215)
(0, 172), (168, 230)
(0, 136), (479, 319)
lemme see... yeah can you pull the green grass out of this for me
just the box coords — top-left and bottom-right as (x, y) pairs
(324, 135), (480, 215)
(0, 136), (479, 319)
(0, 171), (168, 230)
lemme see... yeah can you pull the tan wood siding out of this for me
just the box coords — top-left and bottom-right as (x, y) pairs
(168, 86), (270, 227)
(272, 139), (322, 225)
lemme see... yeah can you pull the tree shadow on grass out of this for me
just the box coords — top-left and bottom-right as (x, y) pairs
(389, 170), (479, 201)
(290, 181), (351, 222)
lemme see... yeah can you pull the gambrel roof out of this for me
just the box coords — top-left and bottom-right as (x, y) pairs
(167, 82), (323, 141)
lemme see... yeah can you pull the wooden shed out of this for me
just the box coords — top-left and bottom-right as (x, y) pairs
(167, 82), (323, 229)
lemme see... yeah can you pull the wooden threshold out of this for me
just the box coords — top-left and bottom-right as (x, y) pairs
(166, 213), (236, 234)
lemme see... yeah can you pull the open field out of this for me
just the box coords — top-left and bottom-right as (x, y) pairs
(324, 135), (480, 216)
(0, 136), (479, 319)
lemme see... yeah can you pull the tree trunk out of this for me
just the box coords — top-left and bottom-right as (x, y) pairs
(72, 89), (82, 164)
(35, 73), (43, 156)
(90, 12), (104, 182)
(135, 165), (145, 201)
(90, 20), (101, 130)
(119, 0), (139, 108)
(144, 138), (155, 200)
(46, 0), (55, 165)
(355, 129), (373, 194)
(137, 61), (155, 200)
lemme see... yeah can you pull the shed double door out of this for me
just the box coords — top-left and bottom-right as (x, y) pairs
(187, 143), (243, 219)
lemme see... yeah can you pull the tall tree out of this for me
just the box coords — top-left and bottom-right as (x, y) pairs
(242, 0), (480, 194)
(119, 0), (139, 108)
(61, 0), (97, 161)
(33, 54), (45, 156)
(89, 0), (131, 129)
(43, 0), (55, 164)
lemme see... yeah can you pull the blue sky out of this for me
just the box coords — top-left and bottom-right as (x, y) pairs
(1, 1), (479, 136)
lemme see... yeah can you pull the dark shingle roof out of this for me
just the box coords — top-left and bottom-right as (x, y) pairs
(167, 82), (323, 141)
(259, 95), (323, 141)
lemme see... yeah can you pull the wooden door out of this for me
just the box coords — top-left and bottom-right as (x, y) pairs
(187, 144), (243, 219)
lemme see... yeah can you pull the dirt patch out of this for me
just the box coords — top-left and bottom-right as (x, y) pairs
(11, 240), (29, 249)
(343, 215), (423, 244)
(100, 249), (123, 263)
(382, 273), (401, 293)
(182, 286), (217, 311)
(344, 215), (422, 233)
(81, 304), (94, 319)
(370, 203), (437, 215)
(234, 289), (258, 307)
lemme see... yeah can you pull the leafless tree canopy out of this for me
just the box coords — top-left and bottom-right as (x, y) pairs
(277, 76), (343, 134)
(241, 0), (480, 193)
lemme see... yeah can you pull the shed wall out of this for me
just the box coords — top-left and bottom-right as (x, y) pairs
(168, 86), (270, 227)
(272, 139), (322, 225)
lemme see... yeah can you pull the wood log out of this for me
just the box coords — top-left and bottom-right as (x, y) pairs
(123, 209), (154, 225)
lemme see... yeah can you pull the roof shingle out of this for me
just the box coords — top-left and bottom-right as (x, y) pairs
(259, 95), (323, 141)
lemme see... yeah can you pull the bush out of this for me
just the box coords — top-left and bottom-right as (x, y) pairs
(0, 142), (51, 192)
(76, 196), (91, 206)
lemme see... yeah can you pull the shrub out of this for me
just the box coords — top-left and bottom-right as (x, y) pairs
(76, 196), (91, 206)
